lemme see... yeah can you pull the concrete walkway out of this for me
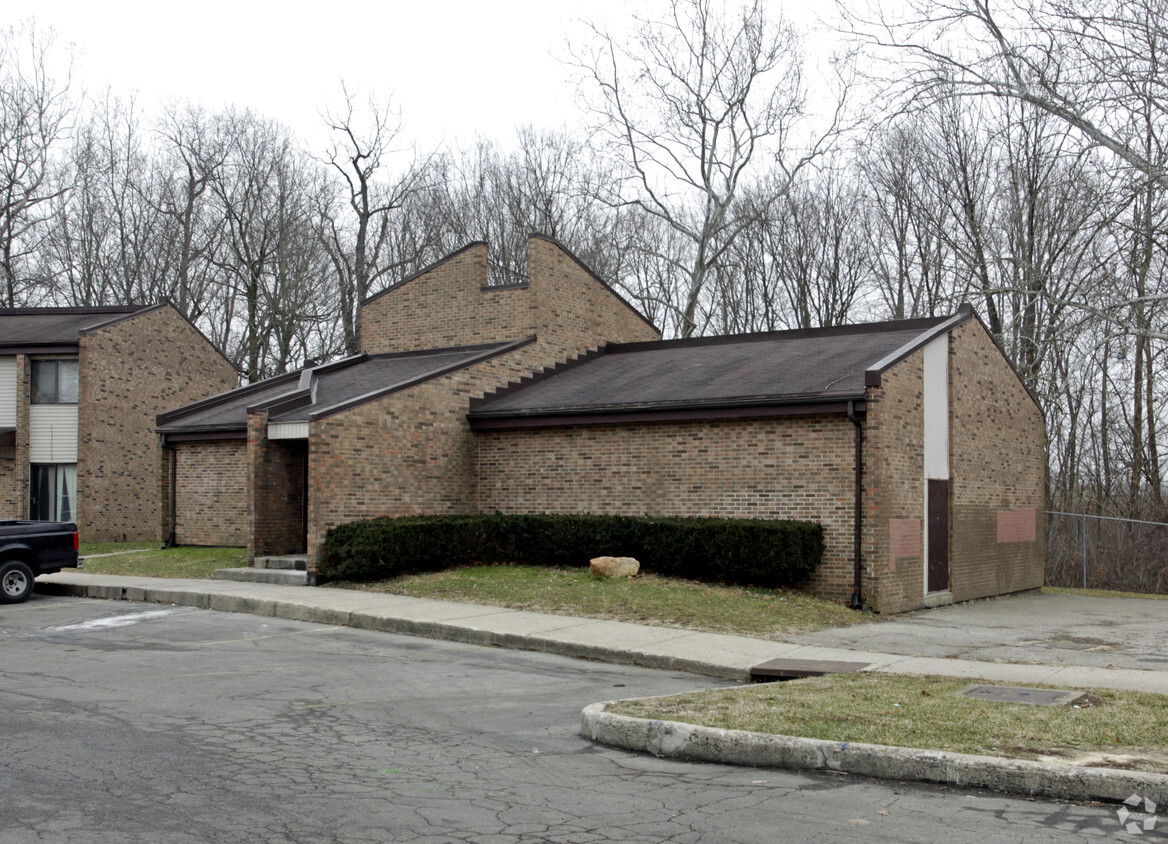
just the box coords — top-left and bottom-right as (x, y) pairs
(35, 572), (1168, 694)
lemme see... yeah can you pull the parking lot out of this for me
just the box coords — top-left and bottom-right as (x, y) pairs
(1, 596), (1134, 843)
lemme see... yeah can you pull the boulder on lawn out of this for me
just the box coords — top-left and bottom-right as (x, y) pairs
(589, 556), (640, 578)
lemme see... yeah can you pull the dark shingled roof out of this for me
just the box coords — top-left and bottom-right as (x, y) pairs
(158, 339), (532, 437)
(0, 306), (152, 350)
(469, 315), (962, 422)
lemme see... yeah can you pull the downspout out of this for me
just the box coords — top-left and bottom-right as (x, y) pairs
(163, 442), (177, 548)
(848, 400), (864, 610)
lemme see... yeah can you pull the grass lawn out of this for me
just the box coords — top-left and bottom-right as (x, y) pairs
(610, 672), (1168, 773)
(330, 564), (875, 637)
(1043, 585), (1168, 600)
(78, 543), (245, 578)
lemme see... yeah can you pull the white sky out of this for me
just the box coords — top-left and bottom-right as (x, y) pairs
(18, 0), (840, 156)
(20, 0), (631, 153)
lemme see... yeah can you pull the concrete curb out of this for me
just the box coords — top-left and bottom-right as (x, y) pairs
(580, 701), (1168, 805)
(38, 579), (752, 681)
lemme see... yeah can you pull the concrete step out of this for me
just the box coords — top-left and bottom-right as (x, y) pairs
(253, 555), (308, 571)
(212, 567), (308, 586)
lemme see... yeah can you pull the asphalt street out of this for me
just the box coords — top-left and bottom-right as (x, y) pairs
(0, 597), (1147, 843)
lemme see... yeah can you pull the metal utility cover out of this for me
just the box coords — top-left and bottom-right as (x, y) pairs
(750, 658), (870, 681)
(957, 685), (1086, 706)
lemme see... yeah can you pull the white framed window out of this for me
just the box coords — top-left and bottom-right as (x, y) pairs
(31, 359), (79, 404)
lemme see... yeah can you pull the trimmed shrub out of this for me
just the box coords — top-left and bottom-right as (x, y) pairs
(320, 513), (822, 588)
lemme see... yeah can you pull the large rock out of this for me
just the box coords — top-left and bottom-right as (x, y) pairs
(589, 556), (640, 578)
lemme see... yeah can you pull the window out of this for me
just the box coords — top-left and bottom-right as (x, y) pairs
(30, 463), (77, 522)
(31, 359), (78, 404)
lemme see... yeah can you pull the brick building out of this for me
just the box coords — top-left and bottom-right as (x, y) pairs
(159, 234), (1045, 613)
(0, 304), (237, 541)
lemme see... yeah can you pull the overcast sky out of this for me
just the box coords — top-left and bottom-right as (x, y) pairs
(23, 0), (635, 152)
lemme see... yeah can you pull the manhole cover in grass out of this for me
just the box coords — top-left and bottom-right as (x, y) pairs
(957, 685), (1086, 706)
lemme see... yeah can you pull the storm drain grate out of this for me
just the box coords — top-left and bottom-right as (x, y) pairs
(957, 684), (1087, 706)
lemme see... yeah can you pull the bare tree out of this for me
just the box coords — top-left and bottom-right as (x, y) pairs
(0, 21), (74, 306)
(318, 83), (434, 354)
(573, 0), (844, 337)
(845, 0), (1168, 181)
(154, 103), (231, 321)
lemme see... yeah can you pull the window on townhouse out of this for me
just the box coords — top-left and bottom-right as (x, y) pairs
(30, 463), (78, 522)
(31, 359), (79, 404)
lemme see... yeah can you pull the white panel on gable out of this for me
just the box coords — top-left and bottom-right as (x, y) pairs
(29, 405), (79, 462)
(923, 333), (949, 480)
(0, 356), (15, 427)
(268, 421), (309, 440)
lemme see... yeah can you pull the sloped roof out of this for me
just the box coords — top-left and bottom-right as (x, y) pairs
(469, 312), (969, 427)
(0, 306), (152, 351)
(158, 339), (533, 439)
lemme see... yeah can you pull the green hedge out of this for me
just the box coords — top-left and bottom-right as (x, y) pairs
(319, 513), (822, 587)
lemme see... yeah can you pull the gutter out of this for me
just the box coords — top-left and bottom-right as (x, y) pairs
(848, 399), (864, 610)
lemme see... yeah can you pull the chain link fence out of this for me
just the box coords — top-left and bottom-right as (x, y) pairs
(1045, 510), (1168, 594)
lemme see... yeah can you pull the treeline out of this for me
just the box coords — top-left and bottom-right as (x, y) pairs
(2, 2), (1165, 527)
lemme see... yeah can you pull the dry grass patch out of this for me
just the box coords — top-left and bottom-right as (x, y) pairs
(79, 544), (245, 578)
(611, 673), (1168, 772)
(1043, 586), (1168, 600)
(331, 564), (874, 637)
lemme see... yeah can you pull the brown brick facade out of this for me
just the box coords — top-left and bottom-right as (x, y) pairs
(861, 318), (1045, 613)
(248, 412), (308, 559)
(77, 306), (237, 541)
(0, 355), (30, 517)
(474, 318), (1045, 613)
(359, 236), (657, 357)
(305, 351), (553, 567)
(172, 440), (248, 546)
(862, 350), (927, 613)
(526, 235), (658, 362)
(474, 414), (858, 600)
(948, 320), (1045, 601)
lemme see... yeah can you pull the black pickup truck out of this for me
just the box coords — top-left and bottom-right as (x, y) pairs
(0, 520), (81, 604)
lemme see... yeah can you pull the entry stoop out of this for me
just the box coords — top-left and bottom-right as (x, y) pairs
(212, 555), (309, 585)
(253, 555), (308, 571)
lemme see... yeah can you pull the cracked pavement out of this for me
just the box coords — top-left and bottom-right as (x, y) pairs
(0, 597), (1143, 842)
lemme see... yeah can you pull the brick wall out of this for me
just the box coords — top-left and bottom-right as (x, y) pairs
(172, 440), (248, 546)
(77, 305), (238, 541)
(360, 243), (534, 353)
(359, 236), (658, 358)
(860, 318), (1046, 613)
(948, 319), (1045, 600)
(248, 411), (307, 559)
(862, 350), (927, 614)
(473, 414), (858, 601)
(527, 234), (659, 361)
(299, 236), (660, 570)
(305, 351), (543, 568)
(0, 355), (29, 518)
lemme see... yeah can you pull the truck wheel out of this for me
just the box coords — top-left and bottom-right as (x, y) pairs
(0, 560), (35, 603)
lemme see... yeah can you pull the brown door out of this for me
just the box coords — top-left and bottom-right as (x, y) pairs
(927, 479), (949, 592)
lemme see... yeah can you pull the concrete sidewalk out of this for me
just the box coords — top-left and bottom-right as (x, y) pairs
(35, 572), (1168, 694)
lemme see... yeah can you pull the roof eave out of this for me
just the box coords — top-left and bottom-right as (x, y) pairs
(469, 395), (867, 431)
(864, 305), (973, 387)
(305, 336), (538, 421)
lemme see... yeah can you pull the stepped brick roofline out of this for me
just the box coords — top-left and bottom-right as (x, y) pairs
(360, 234), (656, 333)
